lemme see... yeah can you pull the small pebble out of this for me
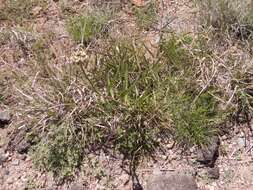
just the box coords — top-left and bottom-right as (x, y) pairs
(0, 154), (9, 164)
(12, 160), (20, 166)
(237, 137), (245, 148)
(0, 111), (11, 127)
(4, 169), (10, 175)
(6, 177), (14, 184)
(17, 154), (27, 160)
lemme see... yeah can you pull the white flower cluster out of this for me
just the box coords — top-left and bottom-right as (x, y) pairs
(70, 48), (88, 64)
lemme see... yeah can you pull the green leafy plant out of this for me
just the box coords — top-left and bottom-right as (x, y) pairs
(160, 37), (224, 146)
(32, 125), (83, 180)
(170, 92), (221, 146)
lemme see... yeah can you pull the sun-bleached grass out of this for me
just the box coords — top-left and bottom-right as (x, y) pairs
(196, 0), (253, 41)
(195, 0), (253, 122)
(0, 0), (48, 24)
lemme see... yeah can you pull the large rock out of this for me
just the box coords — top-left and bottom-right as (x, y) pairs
(146, 173), (198, 190)
(0, 111), (11, 128)
(196, 136), (220, 167)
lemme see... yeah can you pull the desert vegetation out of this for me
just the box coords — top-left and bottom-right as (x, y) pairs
(0, 0), (252, 189)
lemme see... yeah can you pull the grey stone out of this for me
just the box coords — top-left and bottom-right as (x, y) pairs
(196, 136), (220, 167)
(12, 159), (20, 166)
(69, 183), (84, 190)
(17, 154), (27, 160)
(237, 137), (245, 149)
(146, 173), (198, 190)
(207, 167), (220, 179)
(16, 140), (31, 154)
(0, 111), (11, 127)
(0, 153), (8, 164)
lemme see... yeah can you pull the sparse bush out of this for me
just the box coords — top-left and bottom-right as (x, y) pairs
(10, 33), (228, 180)
(32, 124), (83, 180)
(11, 42), (94, 179)
(89, 41), (172, 158)
(0, 65), (11, 105)
(160, 36), (226, 146)
(170, 92), (221, 146)
(231, 68), (253, 123)
(0, 0), (252, 187)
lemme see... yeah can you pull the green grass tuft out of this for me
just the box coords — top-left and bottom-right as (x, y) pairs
(66, 10), (111, 45)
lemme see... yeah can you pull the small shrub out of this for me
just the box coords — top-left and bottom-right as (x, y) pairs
(232, 71), (253, 123)
(0, 29), (11, 45)
(11, 34), (227, 180)
(194, 5), (253, 123)
(66, 10), (111, 45)
(160, 35), (193, 73)
(0, 67), (11, 105)
(32, 125), (83, 180)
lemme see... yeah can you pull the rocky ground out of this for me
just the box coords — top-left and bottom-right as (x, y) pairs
(1, 110), (253, 190)
(0, 0), (253, 189)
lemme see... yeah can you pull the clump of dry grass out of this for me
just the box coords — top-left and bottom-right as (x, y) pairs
(0, 0), (48, 25)
(195, 0), (253, 123)
(196, 0), (253, 41)
(4, 30), (230, 181)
